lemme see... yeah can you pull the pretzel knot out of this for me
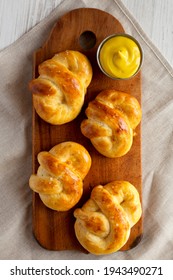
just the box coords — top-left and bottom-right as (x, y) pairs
(29, 142), (91, 211)
(74, 181), (142, 255)
(29, 50), (92, 125)
(81, 90), (142, 158)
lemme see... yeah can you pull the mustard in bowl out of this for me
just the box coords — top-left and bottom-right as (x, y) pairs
(97, 34), (143, 80)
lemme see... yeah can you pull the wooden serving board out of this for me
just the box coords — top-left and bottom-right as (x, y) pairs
(31, 8), (143, 253)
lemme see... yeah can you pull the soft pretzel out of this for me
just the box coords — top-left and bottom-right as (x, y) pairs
(29, 50), (92, 125)
(29, 142), (91, 211)
(74, 181), (142, 255)
(81, 90), (142, 158)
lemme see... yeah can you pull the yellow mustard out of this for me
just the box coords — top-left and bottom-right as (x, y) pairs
(99, 35), (141, 79)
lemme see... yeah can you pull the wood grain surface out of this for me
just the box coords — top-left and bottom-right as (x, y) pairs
(31, 8), (142, 253)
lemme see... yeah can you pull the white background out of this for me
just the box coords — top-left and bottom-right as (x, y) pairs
(0, 0), (173, 67)
(1, 260), (172, 280)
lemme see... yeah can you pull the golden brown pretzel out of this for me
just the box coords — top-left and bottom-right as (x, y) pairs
(29, 142), (91, 211)
(81, 90), (142, 157)
(74, 181), (142, 255)
(29, 50), (92, 125)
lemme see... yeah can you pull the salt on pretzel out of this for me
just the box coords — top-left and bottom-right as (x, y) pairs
(81, 90), (142, 157)
(74, 181), (142, 255)
(29, 141), (91, 211)
(29, 50), (92, 125)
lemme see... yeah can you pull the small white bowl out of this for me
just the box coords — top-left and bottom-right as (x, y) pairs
(97, 33), (143, 80)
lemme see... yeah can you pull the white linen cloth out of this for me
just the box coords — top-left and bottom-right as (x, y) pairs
(0, 0), (173, 260)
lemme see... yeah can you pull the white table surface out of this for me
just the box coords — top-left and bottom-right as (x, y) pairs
(0, 0), (173, 68)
